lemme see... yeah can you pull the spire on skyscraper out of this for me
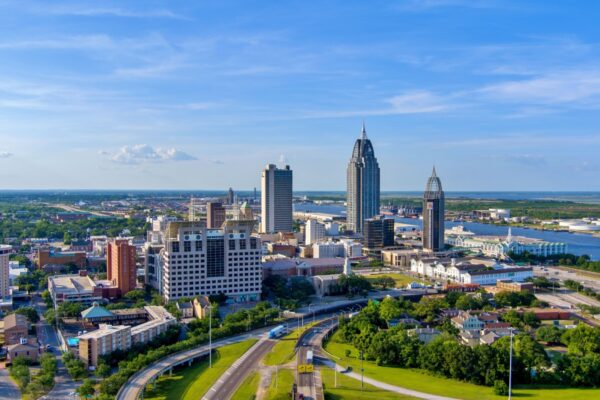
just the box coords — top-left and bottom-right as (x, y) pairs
(361, 121), (367, 140)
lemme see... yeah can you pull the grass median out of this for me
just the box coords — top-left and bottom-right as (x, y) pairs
(325, 331), (600, 400)
(265, 368), (294, 400)
(231, 371), (260, 400)
(143, 339), (257, 400)
(263, 321), (319, 366)
(321, 367), (416, 399)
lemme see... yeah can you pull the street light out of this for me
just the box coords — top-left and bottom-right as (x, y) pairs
(208, 304), (213, 369)
(508, 327), (514, 400)
(308, 303), (316, 323)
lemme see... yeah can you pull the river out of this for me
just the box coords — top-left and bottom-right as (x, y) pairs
(293, 203), (600, 260)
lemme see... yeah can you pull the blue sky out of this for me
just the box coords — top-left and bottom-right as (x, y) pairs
(0, 0), (599, 191)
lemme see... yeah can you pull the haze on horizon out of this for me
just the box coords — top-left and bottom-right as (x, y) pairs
(0, 0), (599, 191)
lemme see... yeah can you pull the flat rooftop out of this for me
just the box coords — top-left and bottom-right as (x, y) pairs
(49, 274), (96, 294)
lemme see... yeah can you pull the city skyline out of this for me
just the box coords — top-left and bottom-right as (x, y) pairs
(0, 1), (599, 191)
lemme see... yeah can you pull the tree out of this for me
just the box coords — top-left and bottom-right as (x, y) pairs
(9, 356), (30, 390)
(63, 231), (72, 245)
(77, 378), (96, 398)
(536, 325), (563, 344)
(561, 324), (600, 356)
(96, 362), (111, 379)
(373, 276), (396, 290)
(493, 380), (508, 395)
(123, 289), (145, 302)
(15, 306), (40, 324)
(379, 297), (403, 326)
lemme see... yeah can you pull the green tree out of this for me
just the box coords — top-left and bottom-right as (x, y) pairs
(536, 325), (563, 344)
(77, 378), (96, 398)
(15, 306), (40, 324)
(379, 297), (402, 326)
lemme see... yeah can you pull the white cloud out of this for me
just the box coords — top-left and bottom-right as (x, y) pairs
(102, 144), (196, 164)
(503, 154), (547, 166)
(0, 151), (13, 158)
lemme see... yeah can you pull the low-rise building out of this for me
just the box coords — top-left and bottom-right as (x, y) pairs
(48, 272), (102, 305)
(192, 296), (211, 319)
(452, 312), (485, 331)
(408, 328), (440, 343)
(131, 306), (176, 344)
(177, 301), (194, 318)
(36, 249), (87, 269)
(7, 339), (40, 363)
(3, 314), (29, 345)
(79, 324), (132, 367)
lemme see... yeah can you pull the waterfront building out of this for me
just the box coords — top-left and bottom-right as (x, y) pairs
(346, 123), (380, 234)
(107, 238), (137, 296)
(446, 228), (567, 258)
(161, 219), (262, 302)
(206, 202), (226, 229)
(305, 219), (326, 245)
(0, 245), (11, 298)
(423, 167), (445, 251)
(261, 164), (293, 233)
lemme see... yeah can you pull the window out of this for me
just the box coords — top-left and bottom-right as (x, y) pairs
(184, 241), (191, 252)
(239, 239), (246, 250)
(195, 240), (202, 251)
(228, 239), (236, 250)
(172, 242), (180, 253)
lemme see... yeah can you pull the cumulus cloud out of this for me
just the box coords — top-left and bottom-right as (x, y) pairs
(102, 144), (196, 164)
(0, 151), (13, 158)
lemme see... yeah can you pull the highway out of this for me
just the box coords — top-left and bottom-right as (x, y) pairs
(202, 338), (275, 400)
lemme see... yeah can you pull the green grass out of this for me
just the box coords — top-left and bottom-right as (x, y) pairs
(265, 368), (295, 400)
(322, 367), (416, 399)
(231, 371), (260, 400)
(366, 273), (422, 289)
(143, 339), (257, 400)
(325, 331), (600, 400)
(264, 322), (317, 366)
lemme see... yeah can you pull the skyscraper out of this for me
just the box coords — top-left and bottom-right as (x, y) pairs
(227, 187), (235, 205)
(423, 167), (445, 251)
(107, 239), (137, 296)
(261, 164), (293, 233)
(206, 202), (226, 229)
(346, 123), (380, 234)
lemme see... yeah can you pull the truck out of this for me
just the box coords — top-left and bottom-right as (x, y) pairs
(306, 350), (314, 364)
(268, 325), (287, 339)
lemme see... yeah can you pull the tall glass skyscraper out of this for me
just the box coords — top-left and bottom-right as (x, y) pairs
(423, 167), (445, 251)
(346, 123), (380, 234)
(261, 164), (293, 233)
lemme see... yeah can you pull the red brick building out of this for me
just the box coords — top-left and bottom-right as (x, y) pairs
(107, 239), (137, 296)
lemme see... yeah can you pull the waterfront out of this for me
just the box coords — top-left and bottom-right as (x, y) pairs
(294, 203), (600, 260)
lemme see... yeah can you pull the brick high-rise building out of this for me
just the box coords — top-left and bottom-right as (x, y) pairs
(0, 245), (11, 298)
(206, 202), (226, 229)
(107, 239), (137, 296)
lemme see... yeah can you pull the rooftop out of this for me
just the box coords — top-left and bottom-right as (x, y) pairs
(49, 274), (97, 294)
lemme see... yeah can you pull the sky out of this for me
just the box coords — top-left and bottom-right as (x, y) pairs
(0, 0), (599, 191)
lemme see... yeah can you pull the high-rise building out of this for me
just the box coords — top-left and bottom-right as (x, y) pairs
(227, 187), (235, 205)
(363, 218), (383, 249)
(261, 164), (293, 233)
(161, 219), (262, 302)
(305, 219), (326, 245)
(363, 216), (395, 249)
(107, 239), (137, 296)
(206, 202), (226, 229)
(423, 167), (445, 251)
(346, 123), (380, 234)
(0, 245), (11, 298)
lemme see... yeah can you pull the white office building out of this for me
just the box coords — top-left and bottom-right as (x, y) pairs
(305, 219), (326, 245)
(161, 219), (262, 302)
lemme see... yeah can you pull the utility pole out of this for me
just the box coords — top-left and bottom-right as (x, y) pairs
(209, 305), (212, 368)
(508, 328), (514, 400)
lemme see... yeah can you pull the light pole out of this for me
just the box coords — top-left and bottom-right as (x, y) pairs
(508, 327), (514, 400)
(209, 304), (212, 369)
(308, 303), (316, 323)
(360, 350), (364, 391)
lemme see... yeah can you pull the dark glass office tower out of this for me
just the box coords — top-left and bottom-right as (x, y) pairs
(423, 167), (445, 251)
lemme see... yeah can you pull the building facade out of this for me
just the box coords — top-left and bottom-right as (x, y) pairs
(161, 220), (262, 302)
(305, 219), (326, 245)
(0, 245), (10, 298)
(107, 239), (137, 296)
(346, 123), (380, 234)
(261, 164), (293, 233)
(423, 167), (445, 251)
(78, 324), (132, 367)
(206, 202), (226, 229)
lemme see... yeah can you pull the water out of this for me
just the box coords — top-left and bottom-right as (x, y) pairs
(293, 203), (600, 260)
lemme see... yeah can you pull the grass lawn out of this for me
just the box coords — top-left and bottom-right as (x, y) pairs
(325, 332), (600, 400)
(143, 339), (257, 400)
(231, 371), (260, 400)
(265, 368), (295, 400)
(366, 273), (422, 289)
(322, 367), (416, 399)
(264, 322), (317, 366)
